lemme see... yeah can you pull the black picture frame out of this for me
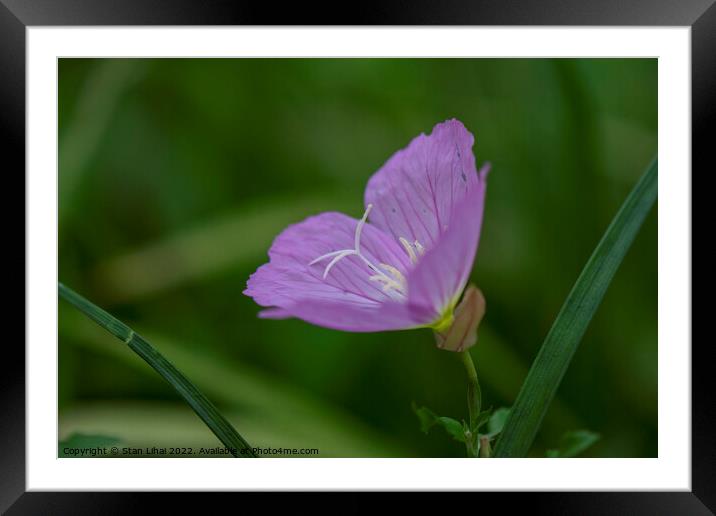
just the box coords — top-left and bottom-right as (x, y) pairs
(2, 1), (711, 512)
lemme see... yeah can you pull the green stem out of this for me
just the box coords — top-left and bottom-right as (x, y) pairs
(464, 431), (477, 458)
(460, 350), (481, 426)
(58, 282), (257, 458)
(459, 350), (482, 457)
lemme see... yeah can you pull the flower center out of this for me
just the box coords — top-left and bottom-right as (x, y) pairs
(308, 204), (425, 302)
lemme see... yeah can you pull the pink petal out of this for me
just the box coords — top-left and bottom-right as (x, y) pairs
(260, 298), (431, 332)
(364, 119), (480, 250)
(404, 164), (489, 318)
(244, 211), (418, 330)
(245, 119), (490, 333)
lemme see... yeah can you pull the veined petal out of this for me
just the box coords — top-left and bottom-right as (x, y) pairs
(364, 119), (480, 251)
(404, 164), (489, 319)
(259, 298), (432, 332)
(244, 211), (415, 329)
(245, 119), (491, 334)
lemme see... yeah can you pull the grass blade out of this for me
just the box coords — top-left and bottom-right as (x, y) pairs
(58, 282), (257, 458)
(60, 310), (409, 457)
(493, 158), (657, 458)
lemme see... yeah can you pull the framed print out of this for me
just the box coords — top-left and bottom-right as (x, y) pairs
(2, 0), (712, 512)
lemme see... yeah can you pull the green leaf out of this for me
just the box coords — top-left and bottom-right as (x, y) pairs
(60, 310), (408, 457)
(59, 433), (121, 457)
(546, 430), (601, 458)
(473, 408), (492, 433)
(58, 283), (257, 458)
(438, 418), (467, 443)
(494, 158), (657, 458)
(487, 407), (511, 437)
(412, 403), (466, 443)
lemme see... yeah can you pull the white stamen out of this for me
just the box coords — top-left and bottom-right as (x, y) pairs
(355, 204), (372, 251)
(369, 274), (403, 293)
(308, 204), (423, 302)
(414, 240), (425, 256)
(355, 253), (387, 277)
(368, 274), (404, 300)
(309, 204), (383, 281)
(379, 263), (406, 286)
(322, 249), (357, 279)
(399, 237), (418, 264)
(309, 249), (350, 266)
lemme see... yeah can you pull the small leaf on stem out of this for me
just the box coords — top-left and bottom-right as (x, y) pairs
(487, 407), (511, 437)
(546, 430), (601, 458)
(412, 403), (467, 443)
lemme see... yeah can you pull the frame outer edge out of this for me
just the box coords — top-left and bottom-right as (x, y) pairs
(691, 1), (716, 514)
(0, 0), (27, 513)
(2, 0), (711, 510)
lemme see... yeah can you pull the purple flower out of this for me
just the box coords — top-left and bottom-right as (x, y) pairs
(244, 119), (490, 343)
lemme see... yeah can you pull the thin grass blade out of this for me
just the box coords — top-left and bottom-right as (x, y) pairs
(58, 282), (256, 458)
(493, 158), (657, 458)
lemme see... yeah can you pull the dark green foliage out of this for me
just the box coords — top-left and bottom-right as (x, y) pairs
(59, 58), (657, 457)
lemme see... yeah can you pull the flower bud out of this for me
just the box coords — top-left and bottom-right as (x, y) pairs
(434, 285), (486, 352)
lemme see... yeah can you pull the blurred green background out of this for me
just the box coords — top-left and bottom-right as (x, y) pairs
(58, 58), (657, 457)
